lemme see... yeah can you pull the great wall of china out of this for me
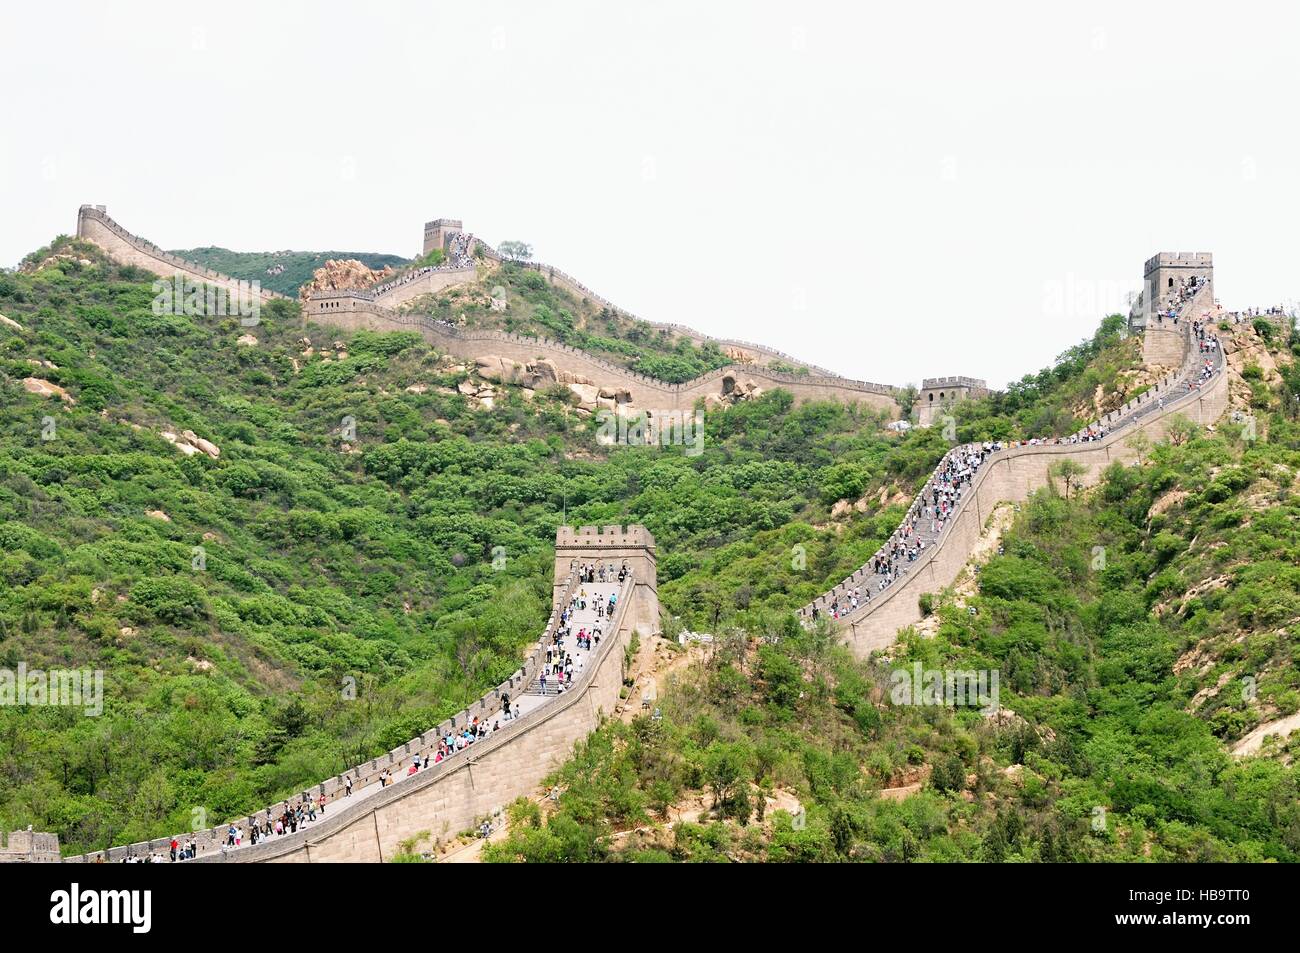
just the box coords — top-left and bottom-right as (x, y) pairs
(55, 205), (1234, 862)
(800, 282), (1227, 654)
(75, 206), (905, 417)
(75, 206), (288, 304)
(307, 290), (902, 413)
(64, 526), (659, 863)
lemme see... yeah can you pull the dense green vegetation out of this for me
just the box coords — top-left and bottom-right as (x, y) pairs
(0, 237), (938, 853)
(486, 413), (1300, 862)
(7, 233), (1294, 863)
(171, 247), (411, 297)
(950, 313), (1144, 439)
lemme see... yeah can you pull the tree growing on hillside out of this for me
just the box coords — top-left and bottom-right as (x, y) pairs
(1166, 414), (1198, 447)
(498, 240), (533, 262)
(1124, 431), (1152, 466)
(1049, 459), (1087, 499)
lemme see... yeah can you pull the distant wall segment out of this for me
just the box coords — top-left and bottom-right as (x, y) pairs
(76, 206), (287, 304)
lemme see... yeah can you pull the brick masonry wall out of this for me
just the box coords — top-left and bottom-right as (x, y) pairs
(372, 267), (478, 307)
(76, 207), (285, 303)
(225, 569), (644, 863)
(307, 296), (903, 415)
(838, 366), (1228, 655)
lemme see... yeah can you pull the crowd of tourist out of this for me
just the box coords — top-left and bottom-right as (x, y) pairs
(111, 564), (632, 862)
(536, 563), (628, 694)
(370, 232), (478, 299)
(808, 291), (1226, 625)
(1225, 304), (1290, 322)
(815, 446), (991, 620)
(1150, 274), (1211, 324)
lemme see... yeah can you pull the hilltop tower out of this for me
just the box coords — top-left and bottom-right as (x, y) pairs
(1131, 252), (1213, 328)
(555, 525), (659, 635)
(0, 830), (60, 863)
(914, 376), (989, 428)
(422, 218), (463, 257)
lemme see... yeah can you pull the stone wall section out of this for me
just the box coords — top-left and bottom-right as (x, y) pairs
(64, 527), (657, 864)
(306, 293), (903, 414)
(75, 206), (287, 303)
(811, 314), (1228, 656)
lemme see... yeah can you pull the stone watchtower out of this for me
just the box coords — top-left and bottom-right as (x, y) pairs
(554, 525), (659, 636)
(0, 830), (60, 863)
(422, 218), (463, 257)
(914, 376), (989, 428)
(1131, 252), (1213, 328)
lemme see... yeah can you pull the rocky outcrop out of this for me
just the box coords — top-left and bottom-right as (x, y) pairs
(567, 381), (601, 405)
(703, 377), (764, 411)
(22, 378), (74, 404)
(159, 430), (220, 459)
(0, 313), (23, 332)
(298, 259), (396, 306)
(475, 355), (529, 383)
(182, 430), (221, 458)
(1223, 319), (1291, 413)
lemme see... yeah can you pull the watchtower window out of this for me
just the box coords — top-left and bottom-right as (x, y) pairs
(1168, 277), (1174, 287)
(928, 393), (934, 402)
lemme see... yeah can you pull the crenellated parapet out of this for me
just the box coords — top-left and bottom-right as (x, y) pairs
(555, 524), (658, 635)
(810, 279), (1228, 655)
(305, 292), (903, 413)
(63, 526), (660, 863)
(0, 830), (61, 863)
(76, 206), (288, 304)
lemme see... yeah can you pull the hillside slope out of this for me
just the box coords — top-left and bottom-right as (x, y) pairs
(0, 235), (937, 854)
(481, 320), (1300, 864)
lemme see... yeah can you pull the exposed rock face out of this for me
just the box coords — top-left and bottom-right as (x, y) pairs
(298, 259), (396, 305)
(180, 430), (221, 459)
(22, 378), (74, 403)
(145, 509), (171, 522)
(711, 377), (764, 408)
(567, 382), (601, 405)
(160, 429), (220, 459)
(236, 333), (258, 346)
(475, 355), (528, 383)
(723, 345), (757, 364)
(1224, 320), (1290, 413)
(0, 313), (24, 331)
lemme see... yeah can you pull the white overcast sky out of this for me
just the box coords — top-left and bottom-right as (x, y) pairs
(2, 1), (1297, 387)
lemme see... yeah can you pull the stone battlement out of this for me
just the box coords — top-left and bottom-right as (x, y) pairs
(76, 206), (287, 303)
(0, 830), (61, 863)
(306, 294), (903, 413)
(1145, 251), (1213, 270)
(921, 375), (988, 389)
(65, 525), (659, 863)
(556, 524), (656, 548)
(422, 217), (846, 378)
(814, 277), (1228, 654)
